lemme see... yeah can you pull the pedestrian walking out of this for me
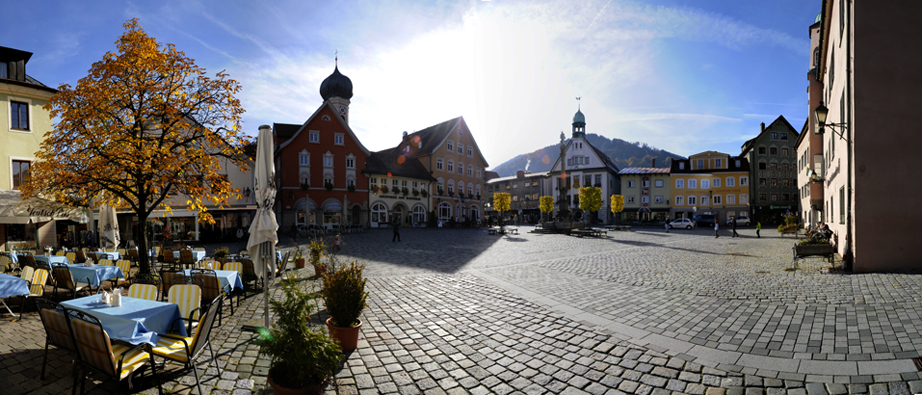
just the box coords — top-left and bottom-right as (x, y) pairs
(756, 222), (761, 238)
(332, 234), (342, 253)
(665, 219), (669, 233)
(731, 218), (738, 237)
(392, 220), (401, 242)
(714, 221), (719, 238)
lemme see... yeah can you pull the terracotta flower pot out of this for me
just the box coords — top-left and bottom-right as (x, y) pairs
(313, 264), (327, 277)
(268, 372), (324, 395)
(295, 258), (306, 269)
(326, 318), (362, 352)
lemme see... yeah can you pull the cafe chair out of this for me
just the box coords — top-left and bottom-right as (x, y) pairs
(20, 268), (50, 320)
(98, 259), (112, 266)
(276, 252), (291, 277)
(20, 265), (35, 282)
(67, 309), (162, 395)
(129, 273), (162, 301)
(179, 250), (196, 270)
(168, 284), (202, 334)
(239, 258), (260, 293)
(20, 254), (36, 267)
(75, 250), (87, 264)
(159, 271), (181, 301)
(66, 252), (77, 265)
(190, 269), (231, 326)
(173, 275), (204, 288)
(161, 249), (176, 271)
(117, 248), (127, 256)
(51, 263), (94, 300)
(35, 298), (76, 380)
(127, 249), (140, 265)
(0, 255), (11, 273)
(194, 260), (220, 270)
(56, 251), (66, 257)
(152, 295), (223, 395)
(110, 260), (132, 287)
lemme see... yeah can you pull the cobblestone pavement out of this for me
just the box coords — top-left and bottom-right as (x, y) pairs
(4, 226), (922, 394)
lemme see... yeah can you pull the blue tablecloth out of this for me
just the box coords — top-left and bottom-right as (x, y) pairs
(67, 264), (124, 287)
(0, 273), (29, 298)
(89, 251), (121, 261)
(181, 269), (243, 292)
(173, 250), (206, 261)
(61, 295), (187, 345)
(1, 252), (19, 264)
(34, 255), (69, 266)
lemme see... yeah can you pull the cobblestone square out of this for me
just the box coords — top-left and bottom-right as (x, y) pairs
(4, 225), (922, 394)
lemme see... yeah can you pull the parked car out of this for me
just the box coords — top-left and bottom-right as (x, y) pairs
(668, 218), (695, 229)
(726, 216), (751, 226)
(693, 215), (716, 227)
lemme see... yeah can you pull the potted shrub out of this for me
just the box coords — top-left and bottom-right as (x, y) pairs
(372, 185), (380, 194)
(381, 185), (389, 193)
(300, 182), (310, 191)
(412, 189), (419, 197)
(308, 239), (326, 277)
(347, 184), (356, 192)
(322, 261), (368, 352)
(213, 247), (229, 264)
(293, 245), (306, 269)
(324, 182), (333, 191)
(401, 187), (409, 196)
(259, 275), (342, 394)
(421, 190), (428, 197)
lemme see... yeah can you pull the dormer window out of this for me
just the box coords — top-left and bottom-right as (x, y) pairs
(321, 115), (331, 121)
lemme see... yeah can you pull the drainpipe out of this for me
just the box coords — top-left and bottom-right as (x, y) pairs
(844, 0), (854, 270)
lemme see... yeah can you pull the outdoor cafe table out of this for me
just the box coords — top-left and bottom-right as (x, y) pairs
(89, 251), (121, 261)
(0, 273), (29, 316)
(61, 295), (187, 345)
(34, 255), (69, 266)
(67, 263), (124, 287)
(1, 252), (19, 263)
(180, 269), (243, 292)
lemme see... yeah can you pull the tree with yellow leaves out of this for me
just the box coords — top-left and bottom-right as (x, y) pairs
(20, 19), (248, 274)
(539, 196), (554, 222)
(579, 187), (603, 227)
(493, 192), (511, 231)
(610, 195), (624, 224)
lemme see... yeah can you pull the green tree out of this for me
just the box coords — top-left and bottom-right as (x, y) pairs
(21, 19), (248, 274)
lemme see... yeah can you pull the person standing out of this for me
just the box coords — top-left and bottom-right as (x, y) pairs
(756, 222), (761, 238)
(392, 220), (401, 242)
(731, 218), (738, 238)
(714, 221), (719, 238)
(665, 218), (670, 233)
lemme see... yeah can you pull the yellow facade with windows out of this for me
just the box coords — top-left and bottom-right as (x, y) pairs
(669, 151), (750, 223)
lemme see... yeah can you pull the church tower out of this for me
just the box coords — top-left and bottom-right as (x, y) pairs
(319, 57), (353, 124)
(572, 100), (586, 139)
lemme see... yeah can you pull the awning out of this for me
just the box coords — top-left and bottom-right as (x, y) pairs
(321, 200), (342, 212)
(0, 190), (88, 224)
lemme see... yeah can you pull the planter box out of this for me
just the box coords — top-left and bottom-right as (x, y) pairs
(794, 244), (835, 257)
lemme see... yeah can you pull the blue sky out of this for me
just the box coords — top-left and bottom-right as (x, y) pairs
(2, 0), (818, 168)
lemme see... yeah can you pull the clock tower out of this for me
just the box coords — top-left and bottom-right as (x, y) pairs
(319, 58), (354, 124)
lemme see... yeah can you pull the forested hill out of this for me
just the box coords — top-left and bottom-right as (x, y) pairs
(490, 133), (684, 177)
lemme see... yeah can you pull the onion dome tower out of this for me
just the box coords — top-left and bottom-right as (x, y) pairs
(319, 56), (353, 124)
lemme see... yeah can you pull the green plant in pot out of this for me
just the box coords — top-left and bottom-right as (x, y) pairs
(308, 239), (326, 276)
(259, 275), (342, 394)
(293, 245), (306, 269)
(322, 261), (368, 352)
(213, 247), (229, 263)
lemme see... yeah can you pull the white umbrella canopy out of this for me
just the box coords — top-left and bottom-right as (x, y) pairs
(98, 205), (120, 250)
(247, 125), (279, 327)
(0, 190), (89, 224)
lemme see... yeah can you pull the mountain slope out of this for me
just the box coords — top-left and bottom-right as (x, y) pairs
(491, 134), (684, 177)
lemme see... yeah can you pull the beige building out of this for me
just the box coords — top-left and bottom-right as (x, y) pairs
(806, 1), (922, 271)
(618, 162), (671, 223)
(1, 46), (58, 250)
(363, 147), (435, 227)
(669, 151), (750, 224)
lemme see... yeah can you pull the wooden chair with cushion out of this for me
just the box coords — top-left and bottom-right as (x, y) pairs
(56, 251), (66, 256)
(20, 268), (50, 320)
(161, 249), (176, 271)
(190, 269), (231, 326)
(129, 273), (162, 301)
(75, 250), (87, 264)
(66, 252), (77, 265)
(179, 250), (196, 270)
(51, 263), (94, 300)
(168, 284), (202, 334)
(110, 259), (132, 287)
(35, 298), (76, 380)
(152, 295), (223, 395)
(66, 309), (162, 394)
(0, 255), (11, 274)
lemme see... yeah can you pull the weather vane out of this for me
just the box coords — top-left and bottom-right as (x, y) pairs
(576, 96), (581, 110)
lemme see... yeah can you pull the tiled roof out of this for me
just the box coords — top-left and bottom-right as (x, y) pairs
(362, 147), (436, 182)
(618, 167), (670, 175)
(670, 156), (750, 173)
(273, 123), (301, 141)
(588, 143), (619, 172)
(403, 117), (460, 157)
(484, 171), (501, 181)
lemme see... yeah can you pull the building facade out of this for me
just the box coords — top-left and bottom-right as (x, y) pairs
(548, 107), (621, 224)
(274, 64), (371, 231)
(669, 151), (750, 224)
(484, 170), (552, 224)
(806, 1), (922, 271)
(618, 163), (671, 223)
(1, 46), (58, 250)
(394, 117), (488, 226)
(363, 147), (435, 227)
(740, 115), (801, 225)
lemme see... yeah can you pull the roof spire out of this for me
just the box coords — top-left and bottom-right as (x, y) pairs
(576, 96), (581, 110)
(335, 49), (338, 67)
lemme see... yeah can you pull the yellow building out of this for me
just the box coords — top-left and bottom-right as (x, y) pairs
(669, 151), (751, 223)
(1, 46), (58, 249)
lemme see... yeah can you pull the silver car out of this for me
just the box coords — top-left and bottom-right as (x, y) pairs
(668, 218), (695, 229)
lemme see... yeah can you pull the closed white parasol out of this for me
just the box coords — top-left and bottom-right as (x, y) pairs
(246, 125), (279, 327)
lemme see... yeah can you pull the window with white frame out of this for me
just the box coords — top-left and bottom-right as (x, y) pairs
(642, 180), (650, 187)
(676, 179), (685, 189)
(628, 181), (636, 188)
(700, 196), (709, 206)
(334, 133), (344, 145)
(688, 179), (697, 189)
(687, 196), (696, 205)
(713, 178), (720, 188)
(740, 176), (749, 186)
(447, 181), (454, 194)
(712, 195), (721, 205)
(626, 196), (635, 203)
(467, 147), (473, 156)
(654, 179), (663, 188)
(675, 196), (684, 206)
(715, 159), (722, 168)
(740, 194), (749, 204)
(476, 168), (482, 178)
(437, 158), (444, 171)
(696, 159), (704, 169)
(11, 160), (30, 189)
(726, 177), (735, 187)
(309, 131), (319, 143)
(654, 196), (664, 204)
(370, 177), (378, 186)
(727, 194), (735, 205)
(679, 162), (685, 170)
(467, 165), (473, 176)
(323, 153), (333, 167)
(323, 177), (332, 187)
(299, 152), (310, 165)
(347, 178), (355, 187)
(345, 157), (355, 168)
(447, 140), (454, 152)
(701, 179), (709, 189)
(458, 143), (464, 154)
(641, 196), (649, 203)
(458, 162), (464, 175)
(447, 160), (454, 173)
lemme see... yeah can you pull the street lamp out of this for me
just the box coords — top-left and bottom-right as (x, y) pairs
(813, 101), (853, 271)
(814, 101), (848, 139)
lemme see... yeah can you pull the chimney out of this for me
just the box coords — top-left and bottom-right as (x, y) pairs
(516, 170), (525, 179)
(402, 131), (408, 141)
(651, 158), (656, 168)
(760, 122), (765, 132)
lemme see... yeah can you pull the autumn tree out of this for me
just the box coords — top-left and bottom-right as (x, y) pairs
(21, 19), (248, 274)
(610, 195), (624, 225)
(578, 187), (602, 228)
(493, 192), (511, 231)
(539, 196), (554, 223)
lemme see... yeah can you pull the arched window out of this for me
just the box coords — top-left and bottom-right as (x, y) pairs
(458, 161), (464, 175)
(439, 202), (452, 221)
(457, 181), (465, 196)
(469, 205), (480, 221)
(371, 203), (388, 225)
(447, 179), (455, 194)
(412, 205), (426, 225)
